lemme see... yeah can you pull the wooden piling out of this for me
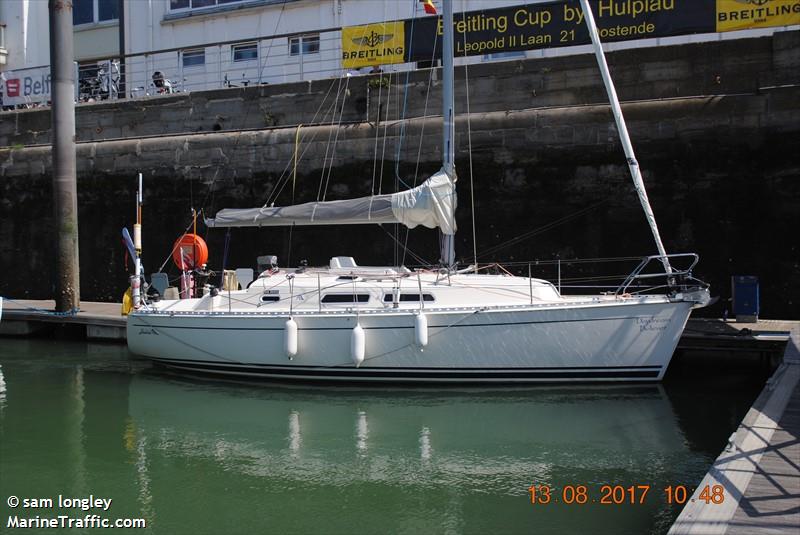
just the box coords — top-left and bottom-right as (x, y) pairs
(49, 0), (80, 312)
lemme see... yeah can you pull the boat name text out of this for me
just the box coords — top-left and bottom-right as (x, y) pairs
(636, 316), (670, 332)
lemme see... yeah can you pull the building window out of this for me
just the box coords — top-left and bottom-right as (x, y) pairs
(73, 0), (119, 25)
(170, 0), (251, 10)
(232, 43), (258, 62)
(182, 49), (206, 68)
(289, 34), (320, 56)
(483, 51), (526, 62)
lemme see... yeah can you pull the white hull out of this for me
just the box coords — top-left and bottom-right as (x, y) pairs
(125, 1), (710, 385)
(127, 272), (701, 383)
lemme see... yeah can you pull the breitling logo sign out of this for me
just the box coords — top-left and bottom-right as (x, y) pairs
(340, 1), (799, 69)
(341, 21), (406, 68)
(716, 0), (800, 32)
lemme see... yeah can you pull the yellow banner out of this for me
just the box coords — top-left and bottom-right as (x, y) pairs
(716, 0), (800, 32)
(341, 21), (406, 69)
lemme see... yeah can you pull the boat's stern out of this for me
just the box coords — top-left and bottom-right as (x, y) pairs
(126, 311), (161, 358)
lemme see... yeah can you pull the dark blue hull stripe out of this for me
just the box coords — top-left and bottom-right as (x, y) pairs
(149, 358), (662, 380)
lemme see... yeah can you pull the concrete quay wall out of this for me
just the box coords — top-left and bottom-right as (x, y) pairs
(0, 32), (798, 318)
(1, 30), (797, 148)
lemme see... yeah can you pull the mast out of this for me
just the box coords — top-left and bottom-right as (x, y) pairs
(579, 0), (672, 275)
(441, 0), (456, 268)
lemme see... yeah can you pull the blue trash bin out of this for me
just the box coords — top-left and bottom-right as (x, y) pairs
(731, 275), (759, 322)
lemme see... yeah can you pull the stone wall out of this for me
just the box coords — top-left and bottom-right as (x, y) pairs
(0, 31), (798, 317)
(2, 30), (797, 148)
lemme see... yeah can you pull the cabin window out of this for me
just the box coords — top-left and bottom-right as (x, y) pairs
(383, 293), (435, 302)
(260, 294), (280, 303)
(321, 294), (370, 304)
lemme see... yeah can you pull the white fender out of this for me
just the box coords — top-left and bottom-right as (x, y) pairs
(415, 312), (428, 348)
(351, 324), (365, 367)
(284, 318), (298, 359)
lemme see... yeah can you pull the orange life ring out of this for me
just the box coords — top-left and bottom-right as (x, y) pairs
(172, 233), (209, 270)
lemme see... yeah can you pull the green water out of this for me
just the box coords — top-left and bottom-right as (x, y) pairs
(0, 339), (766, 535)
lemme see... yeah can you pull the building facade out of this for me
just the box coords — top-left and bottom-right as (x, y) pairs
(1, 0), (798, 101)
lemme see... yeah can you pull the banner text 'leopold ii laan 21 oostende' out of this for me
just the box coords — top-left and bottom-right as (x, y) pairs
(340, 0), (800, 68)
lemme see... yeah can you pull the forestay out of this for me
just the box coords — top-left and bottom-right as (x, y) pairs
(206, 169), (456, 235)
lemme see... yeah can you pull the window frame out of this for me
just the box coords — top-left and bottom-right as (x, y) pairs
(182, 49), (206, 68)
(73, 0), (119, 27)
(169, 0), (190, 10)
(232, 42), (259, 63)
(289, 34), (320, 57)
(169, 0), (251, 12)
(483, 50), (526, 62)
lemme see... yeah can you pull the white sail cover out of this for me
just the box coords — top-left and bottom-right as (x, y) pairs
(206, 169), (456, 235)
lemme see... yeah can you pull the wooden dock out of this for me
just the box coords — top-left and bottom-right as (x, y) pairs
(677, 318), (794, 360)
(668, 324), (800, 534)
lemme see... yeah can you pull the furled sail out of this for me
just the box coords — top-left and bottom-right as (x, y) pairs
(205, 169), (456, 234)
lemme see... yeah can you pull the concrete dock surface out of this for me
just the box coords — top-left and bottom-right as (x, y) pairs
(0, 298), (124, 340)
(669, 324), (800, 535)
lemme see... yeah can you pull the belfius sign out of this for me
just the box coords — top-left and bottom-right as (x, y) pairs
(1, 63), (78, 106)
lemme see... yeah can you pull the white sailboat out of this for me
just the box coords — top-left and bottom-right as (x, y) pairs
(126, 0), (710, 383)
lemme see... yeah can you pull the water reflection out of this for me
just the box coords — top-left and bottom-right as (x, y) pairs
(420, 426), (432, 461)
(0, 364), (6, 410)
(129, 377), (685, 465)
(288, 409), (301, 456)
(356, 410), (368, 454)
(123, 376), (699, 533)
(0, 339), (765, 535)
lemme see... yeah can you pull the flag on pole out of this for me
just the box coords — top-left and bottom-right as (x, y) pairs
(419, 0), (437, 15)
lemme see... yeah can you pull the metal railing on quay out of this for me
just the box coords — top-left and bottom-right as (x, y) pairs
(4, 27), (422, 110)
